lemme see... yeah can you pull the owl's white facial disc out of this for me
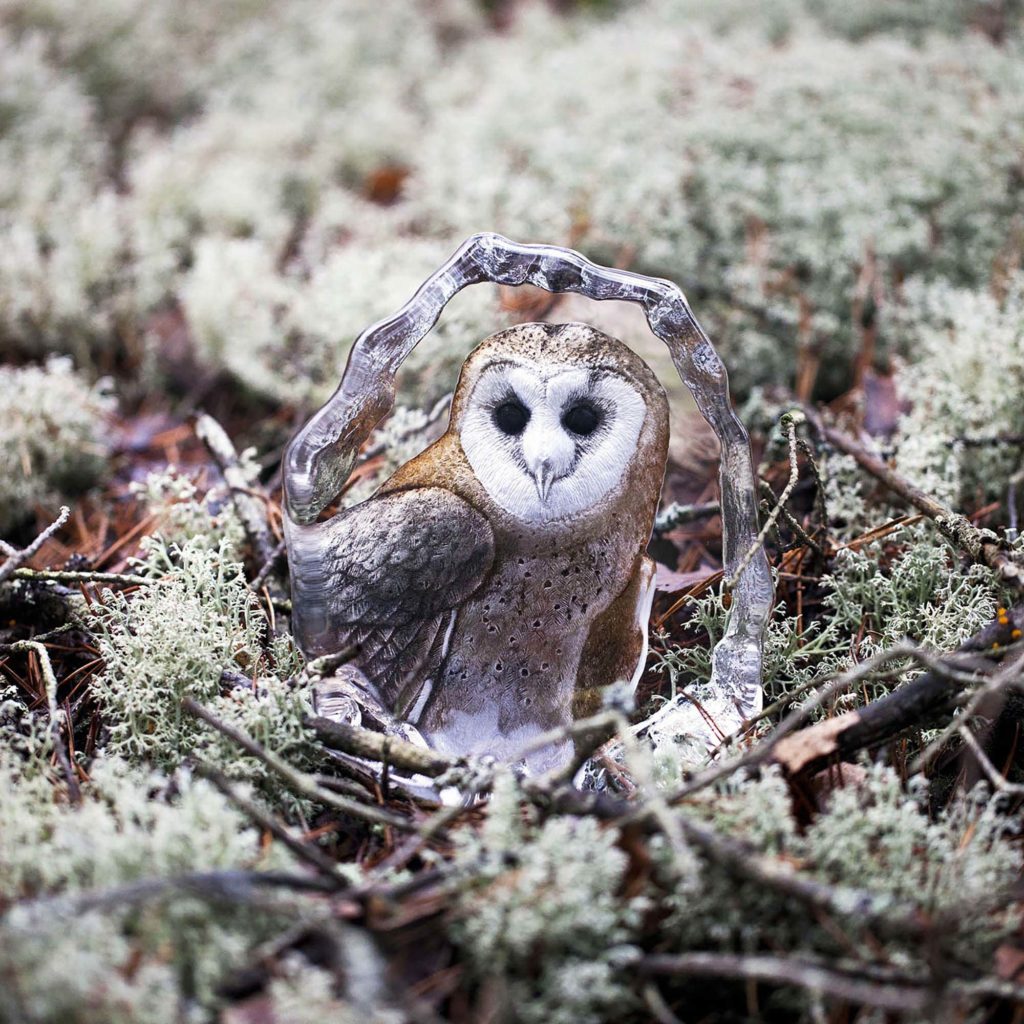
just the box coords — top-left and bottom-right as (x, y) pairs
(459, 359), (646, 524)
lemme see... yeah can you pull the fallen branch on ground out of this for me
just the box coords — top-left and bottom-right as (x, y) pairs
(804, 406), (1024, 590)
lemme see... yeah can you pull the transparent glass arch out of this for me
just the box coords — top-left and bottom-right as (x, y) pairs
(283, 233), (772, 719)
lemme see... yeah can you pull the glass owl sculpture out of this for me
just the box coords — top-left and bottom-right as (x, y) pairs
(284, 235), (771, 774)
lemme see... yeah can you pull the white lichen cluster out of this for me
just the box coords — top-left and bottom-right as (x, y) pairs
(654, 520), (1008, 719)
(89, 534), (315, 809)
(0, 357), (113, 534)
(664, 765), (1022, 963)
(452, 773), (644, 1024)
(0, 698), (303, 1023)
(449, 766), (1021, 1023)
(3, 0), (1022, 401)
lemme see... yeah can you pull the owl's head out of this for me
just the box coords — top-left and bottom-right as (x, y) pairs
(451, 322), (669, 524)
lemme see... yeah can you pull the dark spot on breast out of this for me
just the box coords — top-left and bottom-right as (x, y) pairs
(543, 580), (552, 589)
(520, 668), (529, 678)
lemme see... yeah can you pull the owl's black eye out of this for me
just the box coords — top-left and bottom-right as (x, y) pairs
(561, 401), (601, 437)
(494, 398), (530, 436)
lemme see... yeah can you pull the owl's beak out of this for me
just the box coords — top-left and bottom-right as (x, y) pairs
(531, 461), (555, 502)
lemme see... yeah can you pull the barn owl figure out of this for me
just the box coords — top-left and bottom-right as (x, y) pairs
(291, 322), (669, 774)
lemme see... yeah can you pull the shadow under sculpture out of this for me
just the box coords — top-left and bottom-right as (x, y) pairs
(283, 233), (772, 771)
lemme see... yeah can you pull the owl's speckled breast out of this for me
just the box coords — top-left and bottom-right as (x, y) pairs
(418, 520), (638, 772)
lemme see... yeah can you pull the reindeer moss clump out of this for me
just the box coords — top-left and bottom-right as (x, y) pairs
(89, 536), (318, 808)
(0, 703), (301, 1023)
(451, 775), (645, 1024)
(662, 766), (1021, 967)
(0, 358), (112, 534)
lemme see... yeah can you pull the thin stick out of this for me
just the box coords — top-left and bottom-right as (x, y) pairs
(759, 479), (824, 556)
(16, 869), (337, 917)
(957, 723), (1024, 796)
(637, 952), (928, 1013)
(249, 537), (287, 593)
(10, 567), (153, 587)
(195, 764), (347, 882)
(653, 501), (721, 535)
(196, 414), (277, 565)
(0, 507), (71, 584)
(804, 406), (1024, 590)
(305, 714), (454, 777)
(5, 639), (80, 802)
(183, 697), (411, 830)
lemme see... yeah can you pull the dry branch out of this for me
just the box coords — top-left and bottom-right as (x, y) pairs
(637, 952), (930, 1013)
(306, 713), (456, 777)
(0, 506), (70, 584)
(805, 406), (1024, 590)
(196, 413), (277, 565)
(183, 697), (411, 830)
(770, 606), (1024, 777)
(196, 763), (348, 882)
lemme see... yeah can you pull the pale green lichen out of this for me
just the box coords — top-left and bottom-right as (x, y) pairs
(891, 277), (1024, 509)
(180, 235), (507, 406)
(0, 712), (303, 1023)
(660, 765), (1020, 967)
(451, 773), (643, 1024)
(88, 536), (320, 808)
(0, 357), (113, 534)
(131, 464), (250, 559)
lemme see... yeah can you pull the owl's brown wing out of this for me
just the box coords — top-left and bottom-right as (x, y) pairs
(289, 487), (495, 707)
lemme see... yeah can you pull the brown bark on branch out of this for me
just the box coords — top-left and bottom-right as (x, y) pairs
(637, 952), (930, 1013)
(305, 714), (456, 777)
(771, 606), (1024, 777)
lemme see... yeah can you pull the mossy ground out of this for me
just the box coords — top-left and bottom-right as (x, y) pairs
(2, 2), (1024, 1022)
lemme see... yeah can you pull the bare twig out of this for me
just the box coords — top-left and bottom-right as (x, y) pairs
(4, 639), (80, 802)
(726, 412), (804, 589)
(759, 479), (824, 556)
(15, 869), (337, 917)
(637, 952), (929, 1012)
(804, 406), (1024, 590)
(652, 501), (721, 535)
(183, 697), (411, 830)
(10, 567), (153, 587)
(0, 507), (71, 584)
(778, 613), (1023, 780)
(195, 763), (347, 882)
(306, 714), (455, 777)
(196, 414), (277, 565)
(249, 537), (287, 593)
(908, 645), (1024, 775)
(957, 722), (1024, 796)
